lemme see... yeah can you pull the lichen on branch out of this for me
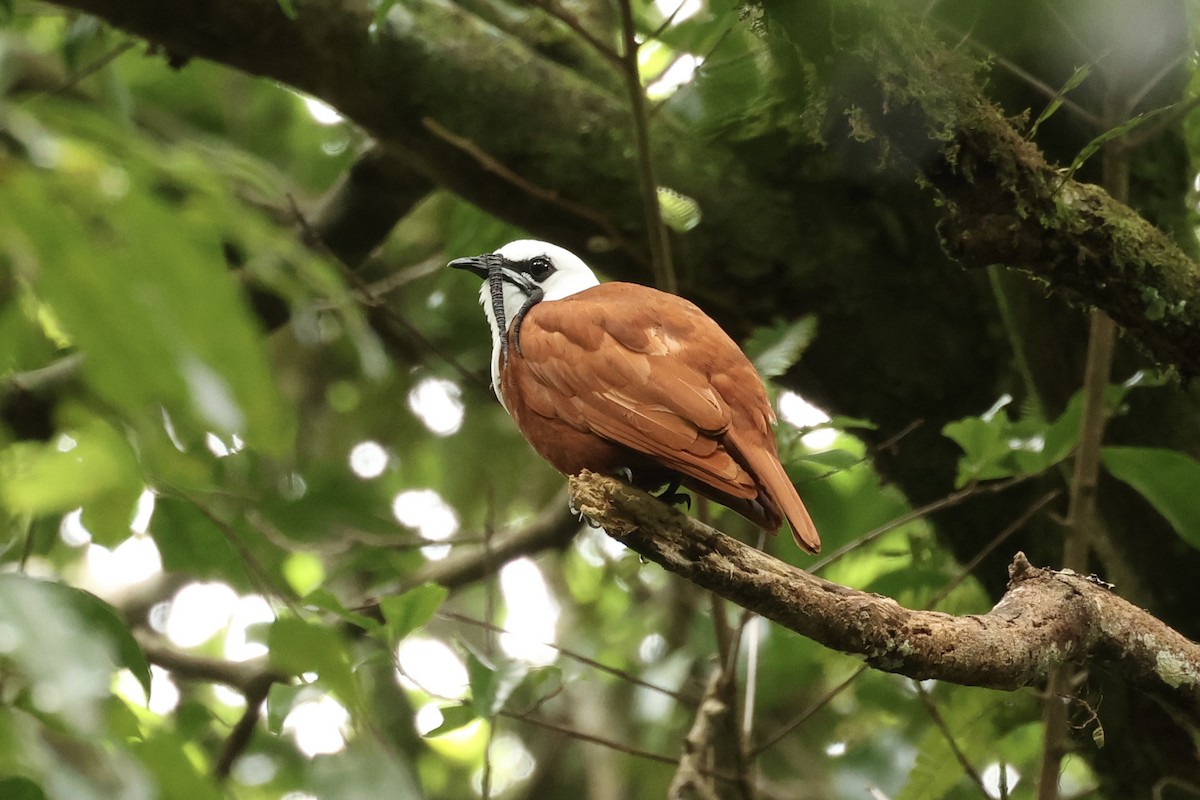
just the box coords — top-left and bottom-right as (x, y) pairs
(569, 471), (1200, 725)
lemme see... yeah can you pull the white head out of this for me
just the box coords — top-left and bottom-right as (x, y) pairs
(449, 240), (600, 404)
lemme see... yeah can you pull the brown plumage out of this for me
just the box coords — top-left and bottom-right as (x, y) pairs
(451, 240), (821, 553)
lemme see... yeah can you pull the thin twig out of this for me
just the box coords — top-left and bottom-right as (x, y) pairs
(780, 418), (923, 488)
(216, 674), (276, 779)
(808, 473), (1034, 575)
(288, 193), (483, 388)
(924, 489), (1062, 607)
(140, 637), (287, 779)
(358, 492), (580, 604)
(650, 24), (735, 117)
(1037, 80), (1125, 800)
(22, 39), (137, 100)
(649, 0), (693, 42)
(1, 353), (85, 395)
(616, 0), (676, 293)
(1152, 777), (1200, 800)
(525, 0), (622, 66)
(1123, 49), (1189, 116)
(439, 610), (693, 702)
(396, 622), (725, 785)
(668, 664), (734, 800)
(750, 667), (866, 757)
(934, 19), (1100, 129)
(914, 682), (991, 798)
(1035, 0), (1091, 58)
(421, 117), (635, 260)
(501, 710), (738, 785)
(183, 494), (298, 615)
(1122, 92), (1200, 152)
(309, 253), (444, 311)
(480, 496), (497, 800)
(746, 485), (1059, 758)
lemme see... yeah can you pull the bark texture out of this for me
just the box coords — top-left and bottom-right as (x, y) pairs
(570, 472), (1200, 725)
(34, 0), (1200, 791)
(45, 0), (1200, 372)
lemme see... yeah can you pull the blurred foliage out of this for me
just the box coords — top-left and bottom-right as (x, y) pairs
(0, 0), (1195, 798)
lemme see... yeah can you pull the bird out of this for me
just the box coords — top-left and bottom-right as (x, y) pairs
(449, 240), (821, 553)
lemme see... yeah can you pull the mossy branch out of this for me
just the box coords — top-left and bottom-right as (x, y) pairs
(43, 0), (1200, 375)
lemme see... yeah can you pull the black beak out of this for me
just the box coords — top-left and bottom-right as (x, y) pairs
(448, 252), (544, 365)
(448, 254), (496, 279)
(451, 252), (514, 364)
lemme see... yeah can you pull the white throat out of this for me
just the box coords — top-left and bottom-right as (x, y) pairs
(476, 240), (600, 409)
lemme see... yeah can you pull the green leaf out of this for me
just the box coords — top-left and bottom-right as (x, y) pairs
(464, 645), (529, 718)
(266, 682), (306, 735)
(0, 777), (47, 800)
(1101, 446), (1200, 548)
(282, 551), (326, 597)
(1061, 105), (1169, 185)
(78, 483), (144, 548)
(0, 574), (149, 724)
(656, 186), (702, 232)
(744, 316), (818, 380)
(372, 0), (401, 32)
(58, 583), (153, 696)
(310, 740), (423, 799)
(942, 411), (1016, 486)
(148, 496), (243, 582)
(828, 415), (878, 431)
(379, 583), (448, 645)
(276, 0), (298, 19)
(0, 417), (140, 522)
(2, 168), (294, 455)
(302, 588), (380, 631)
(1027, 62), (1092, 140)
(131, 733), (223, 800)
(424, 703), (479, 737)
(943, 382), (1137, 486)
(267, 616), (360, 708)
(897, 686), (998, 800)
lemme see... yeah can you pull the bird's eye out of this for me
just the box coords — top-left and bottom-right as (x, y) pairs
(528, 256), (555, 282)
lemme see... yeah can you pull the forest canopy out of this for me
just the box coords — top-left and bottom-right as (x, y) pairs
(1, 1), (1200, 799)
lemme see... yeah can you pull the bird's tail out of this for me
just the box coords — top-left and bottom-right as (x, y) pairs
(738, 440), (822, 554)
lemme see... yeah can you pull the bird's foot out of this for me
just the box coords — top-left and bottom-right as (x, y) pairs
(611, 466), (634, 483)
(654, 481), (691, 510)
(567, 495), (603, 528)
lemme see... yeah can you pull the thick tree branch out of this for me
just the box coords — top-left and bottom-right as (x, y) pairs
(138, 635), (282, 693)
(768, 0), (1200, 376)
(569, 472), (1200, 725)
(138, 634), (288, 778)
(306, 142), (433, 269)
(935, 108), (1200, 376)
(47, 0), (1200, 377)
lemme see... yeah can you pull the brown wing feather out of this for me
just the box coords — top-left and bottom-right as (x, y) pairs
(521, 285), (752, 492)
(512, 282), (821, 552)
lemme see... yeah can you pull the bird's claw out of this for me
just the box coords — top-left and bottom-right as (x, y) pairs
(653, 481), (690, 509)
(658, 491), (691, 509)
(568, 496), (603, 528)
